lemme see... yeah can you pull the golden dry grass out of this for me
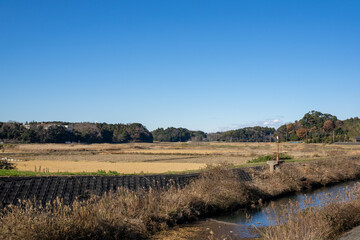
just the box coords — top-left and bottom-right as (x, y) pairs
(16, 160), (206, 174)
(6, 142), (360, 157)
(6, 154), (250, 164)
(2, 142), (360, 173)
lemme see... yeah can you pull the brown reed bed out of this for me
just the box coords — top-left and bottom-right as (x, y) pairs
(1, 157), (360, 240)
(249, 156), (360, 199)
(257, 184), (360, 240)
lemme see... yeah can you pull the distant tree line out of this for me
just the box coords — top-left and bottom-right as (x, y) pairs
(0, 122), (153, 143)
(152, 126), (275, 143)
(152, 127), (206, 142)
(207, 127), (276, 142)
(1, 111), (359, 144)
(275, 111), (360, 143)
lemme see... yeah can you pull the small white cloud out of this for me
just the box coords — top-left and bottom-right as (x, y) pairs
(262, 118), (283, 128)
(212, 117), (284, 132)
(214, 124), (244, 132)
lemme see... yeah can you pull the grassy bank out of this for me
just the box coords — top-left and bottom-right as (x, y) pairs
(1, 157), (360, 239)
(248, 156), (360, 199)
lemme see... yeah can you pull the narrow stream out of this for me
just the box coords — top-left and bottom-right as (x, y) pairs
(212, 180), (360, 238)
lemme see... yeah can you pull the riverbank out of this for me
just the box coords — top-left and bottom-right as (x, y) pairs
(152, 219), (257, 240)
(257, 182), (360, 240)
(1, 156), (360, 239)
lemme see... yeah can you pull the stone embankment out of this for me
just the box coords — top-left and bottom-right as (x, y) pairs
(0, 168), (254, 206)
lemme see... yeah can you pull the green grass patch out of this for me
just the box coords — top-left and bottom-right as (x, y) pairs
(247, 153), (293, 163)
(213, 145), (242, 149)
(235, 157), (320, 168)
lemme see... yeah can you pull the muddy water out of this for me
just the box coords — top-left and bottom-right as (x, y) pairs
(210, 180), (360, 238)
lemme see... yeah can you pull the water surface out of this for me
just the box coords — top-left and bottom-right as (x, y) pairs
(214, 180), (360, 228)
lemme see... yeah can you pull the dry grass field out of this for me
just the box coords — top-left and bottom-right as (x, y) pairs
(1, 142), (360, 174)
(16, 160), (206, 174)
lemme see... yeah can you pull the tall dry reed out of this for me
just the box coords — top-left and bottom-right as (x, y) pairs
(0, 164), (253, 240)
(249, 157), (360, 198)
(258, 184), (360, 240)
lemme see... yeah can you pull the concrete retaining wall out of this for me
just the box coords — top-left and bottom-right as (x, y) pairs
(0, 168), (255, 207)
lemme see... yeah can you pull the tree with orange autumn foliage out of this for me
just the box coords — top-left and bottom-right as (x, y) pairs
(296, 128), (308, 139)
(323, 120), (335, 131)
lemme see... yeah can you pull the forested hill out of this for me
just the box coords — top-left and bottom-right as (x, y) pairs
(207, 127), (276, 142)
(1, 111), (359, 144)
(0, 122), (153, 143)
(152, 126), (275, 142)
(152, 111), (360, 143)
(152, 127), (206, 142)
(0, 123), (277, 144)
(275, 111), (360, 143)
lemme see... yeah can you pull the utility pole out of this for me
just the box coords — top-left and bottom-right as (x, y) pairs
(276, 136), (279, 162)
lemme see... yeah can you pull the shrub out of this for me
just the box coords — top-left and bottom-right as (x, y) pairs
(0, 160), (16, 170)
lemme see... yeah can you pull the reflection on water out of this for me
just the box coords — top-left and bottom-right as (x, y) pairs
(214, 180), (360, 228)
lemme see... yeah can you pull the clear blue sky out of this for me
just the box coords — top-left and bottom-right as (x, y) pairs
(1, 0), (359, 132)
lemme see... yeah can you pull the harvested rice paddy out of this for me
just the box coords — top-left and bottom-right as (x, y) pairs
(2, 142), (360, 174)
